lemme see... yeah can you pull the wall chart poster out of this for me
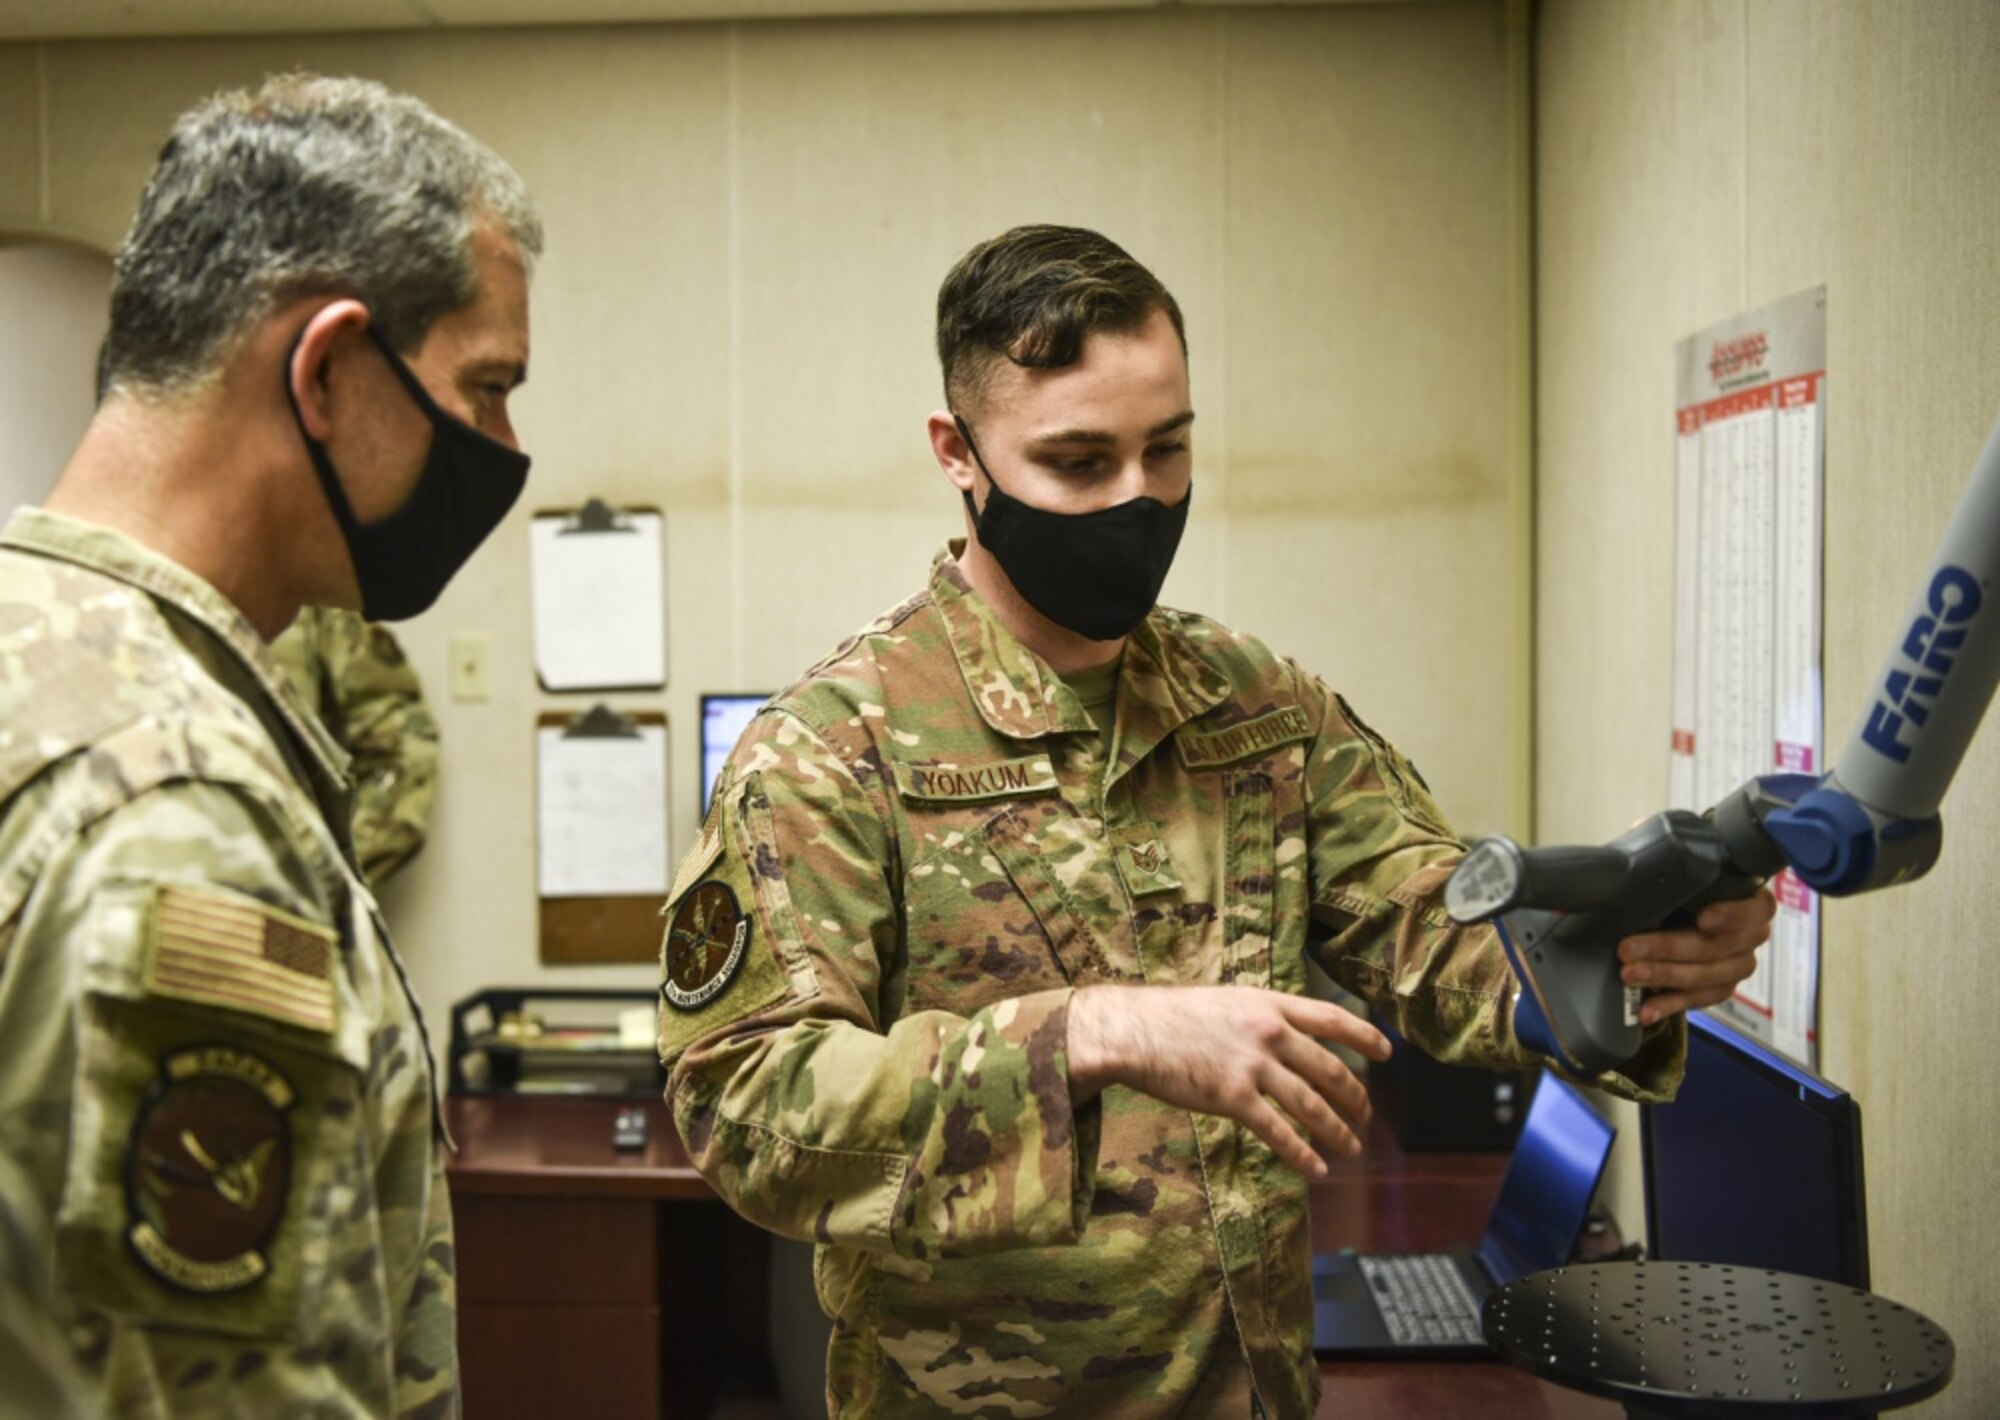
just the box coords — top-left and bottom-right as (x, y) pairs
(1669, 286), (1825, 1067)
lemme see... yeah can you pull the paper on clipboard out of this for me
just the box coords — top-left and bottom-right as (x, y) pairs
(536, 718), (669, 897)
(529, 503), (666, 690)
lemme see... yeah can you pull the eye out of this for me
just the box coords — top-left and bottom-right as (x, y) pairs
(1147, 440), (1190, 461)
(1045, 452), (1105, 477)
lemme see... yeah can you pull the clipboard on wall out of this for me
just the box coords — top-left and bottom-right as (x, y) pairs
(529, 499), (667, 692)
(535, 704), (670, 965)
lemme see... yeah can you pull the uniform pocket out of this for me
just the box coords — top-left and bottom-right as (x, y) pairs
(899, 800), (1093, 1007)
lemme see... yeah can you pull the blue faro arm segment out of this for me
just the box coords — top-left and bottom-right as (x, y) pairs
(1765, 410), (2000, 895)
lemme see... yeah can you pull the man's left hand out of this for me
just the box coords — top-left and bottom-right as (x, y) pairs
(1618, 888), (1777, 1026)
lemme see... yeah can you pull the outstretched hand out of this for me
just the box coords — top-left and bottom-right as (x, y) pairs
(1066, 984), (1392, 1180)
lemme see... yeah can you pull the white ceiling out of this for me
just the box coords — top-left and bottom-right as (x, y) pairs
(0, 0), (1418, 43)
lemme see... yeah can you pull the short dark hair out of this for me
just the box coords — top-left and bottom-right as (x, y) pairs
(936, 225), (1186, 414)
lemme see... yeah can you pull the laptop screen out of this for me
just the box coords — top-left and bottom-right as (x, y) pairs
(1474, 1076), (1615, 1285)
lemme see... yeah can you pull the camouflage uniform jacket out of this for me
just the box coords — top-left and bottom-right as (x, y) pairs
(0, 509), (457, 1418)
(660, 545), (1684, 1418)
(271, 607), (441, 887)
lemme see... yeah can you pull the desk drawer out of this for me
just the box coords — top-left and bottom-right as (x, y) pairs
(455, 1194), (659, 1305)
(460, 1302), (665, 1418)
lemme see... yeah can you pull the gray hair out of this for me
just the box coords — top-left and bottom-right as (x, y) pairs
(99, 73), (542, 398)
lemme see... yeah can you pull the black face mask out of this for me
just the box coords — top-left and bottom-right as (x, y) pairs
(286, 323), (530, 622)
(956, 415), (1191, 642)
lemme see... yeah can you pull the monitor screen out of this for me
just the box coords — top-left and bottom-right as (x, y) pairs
(699, 693), (770, 816)
(1642, 1011), (1869, 1288)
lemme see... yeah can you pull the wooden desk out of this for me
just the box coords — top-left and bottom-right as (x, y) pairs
(447, 1094), (767, 1419)
(447, 1095), (1613, 1419)
(1310, 1117), (1619, 1419)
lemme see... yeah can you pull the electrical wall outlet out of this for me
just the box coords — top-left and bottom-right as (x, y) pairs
(449, 631), (493, 703)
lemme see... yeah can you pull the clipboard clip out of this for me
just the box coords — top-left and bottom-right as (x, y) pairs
(561, 497), (634, 534)
(563, 703), (641, 739)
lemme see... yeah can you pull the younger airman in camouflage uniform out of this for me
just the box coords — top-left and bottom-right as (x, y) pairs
(659, 227), (1774, 1416)
(272, 607), (442, 887)
(0, 75), (540, 1416)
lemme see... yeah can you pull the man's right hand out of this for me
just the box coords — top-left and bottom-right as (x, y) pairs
(1065, 984), (1392, 1181)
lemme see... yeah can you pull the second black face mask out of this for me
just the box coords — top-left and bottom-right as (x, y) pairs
(957, 416), (1190, 643)
(287, 323), (530, 622)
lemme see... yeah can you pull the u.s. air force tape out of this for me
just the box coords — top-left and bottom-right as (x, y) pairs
(662, 881), (751, 1011)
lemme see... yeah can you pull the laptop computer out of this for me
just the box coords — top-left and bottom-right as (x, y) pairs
(1312, 1073), (1615, 1358)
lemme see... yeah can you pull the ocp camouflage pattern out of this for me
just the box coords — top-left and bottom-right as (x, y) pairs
(0, 508), (458, 1418)
(662, 545), (1685, 1417)
(271, 605), (440, 888)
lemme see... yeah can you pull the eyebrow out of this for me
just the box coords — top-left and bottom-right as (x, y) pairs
(1028, 411), (1196, 447)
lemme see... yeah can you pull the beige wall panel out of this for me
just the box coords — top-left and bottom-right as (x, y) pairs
(1534, 0), (1742, 850)
(732, 9), (1226, 510)
(1222, 2), (1508, 517)
(733, 505), (958, 689)
(0, 47), (41, 235)
(431, 0), (1151, 24)
(1224, 504), (1511, 839)
(0, 242), (108, 509)
(1, 1), (428, 43)
(1220, 3), (1516, 844)
(1539, 3), (2000, 1410)
(393, 27), (736, 509)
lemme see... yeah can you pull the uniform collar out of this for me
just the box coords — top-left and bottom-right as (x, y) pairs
(929, 542), (1231, 763)
(0, 507), (351, 784)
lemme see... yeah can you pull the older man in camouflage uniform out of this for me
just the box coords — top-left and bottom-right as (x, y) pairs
(272, 607), (441, 887)
(0, 76), (539, 1415)
(660, 226), (1775, 1417)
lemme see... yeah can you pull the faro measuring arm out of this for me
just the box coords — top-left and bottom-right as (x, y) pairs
(1443, 412), (2000, 1074)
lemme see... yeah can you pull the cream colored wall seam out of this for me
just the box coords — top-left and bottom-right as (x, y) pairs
(1507, 0), (1534, 842)
(1212, 11), (1231, 625)
(36, 43), (50, 225)
(727, 21), (745, 689)
(1737, 2), (1747, 311)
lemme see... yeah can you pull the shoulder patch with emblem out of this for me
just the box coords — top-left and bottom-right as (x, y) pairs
(144, 886), (337, 1034)
(125, 1045), (294, 1294)
(662, 881), (752, 1012)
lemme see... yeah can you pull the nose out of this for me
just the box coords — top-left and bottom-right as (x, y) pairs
(1110, 452), (1150, 500)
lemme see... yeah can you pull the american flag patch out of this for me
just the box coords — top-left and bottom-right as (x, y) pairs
(145, 886), (337, 1034)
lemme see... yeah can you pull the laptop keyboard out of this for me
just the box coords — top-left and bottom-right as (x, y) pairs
(1357, 1254), (1487, 1347)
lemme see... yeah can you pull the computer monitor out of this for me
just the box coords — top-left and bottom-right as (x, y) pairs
(1641, 1011), (1869, 1288)
(699, 693), (770, 816)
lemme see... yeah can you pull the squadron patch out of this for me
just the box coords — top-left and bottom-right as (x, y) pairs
(662, 881), (751, 1012)
(125, 1046), (294, 1294)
